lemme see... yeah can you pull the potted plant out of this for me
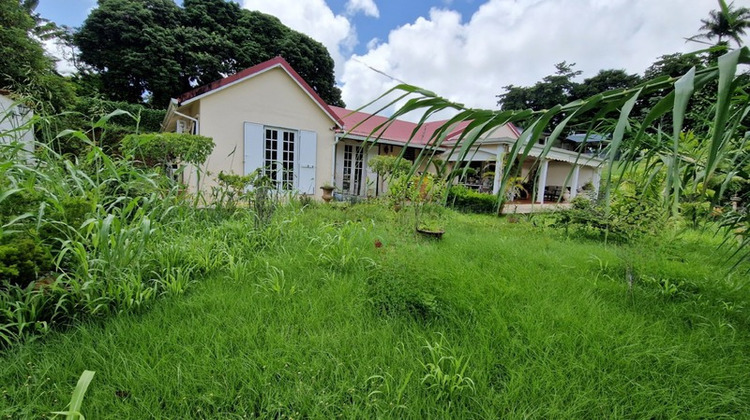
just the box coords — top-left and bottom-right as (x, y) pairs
(320, 184), (335, 202)
(410, 174), (447, 239)
(562, 187), (571, 202)
(417, 219), (445, 239)
(505, 176), (527, 202)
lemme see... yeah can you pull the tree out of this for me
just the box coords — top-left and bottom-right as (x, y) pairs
(0, 0), (74, 112)
(1, 0), (50, 88)
(572, 69), (641, 99)
(643, 52), (706, 79)
(19, 0), (66, 41)
(498, 61), (581, 112)
(688, 0), (750, 47)
(497, 63), (641, 129)
(75, 0), (345, 108)
(75, 0), (183, 105)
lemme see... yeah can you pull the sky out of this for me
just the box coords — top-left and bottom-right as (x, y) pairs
(36, 0), (746, 115)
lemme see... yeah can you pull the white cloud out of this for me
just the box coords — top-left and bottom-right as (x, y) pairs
(43, 38), (77, 76)
(366, 37), (380, 50)
(346, 0), (379, 18)
(340, 0), (738, 117)
(243, 0), (356, 77)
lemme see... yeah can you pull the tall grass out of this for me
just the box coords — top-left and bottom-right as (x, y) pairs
(0, 109), (221, 348)
(355, 46), (750, 267)
(0, 203), (747, 418)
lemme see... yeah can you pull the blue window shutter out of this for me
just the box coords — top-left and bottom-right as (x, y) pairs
(244, 122), (264, 177)
(298, 130), (317, 195)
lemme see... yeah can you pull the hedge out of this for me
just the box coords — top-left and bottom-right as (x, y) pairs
(447, 185), (498, 214)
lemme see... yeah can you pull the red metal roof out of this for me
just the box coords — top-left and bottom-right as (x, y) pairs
(330, 106), (522, 147)
(330, 106), (477, 146)
(176, 56), (344, 127)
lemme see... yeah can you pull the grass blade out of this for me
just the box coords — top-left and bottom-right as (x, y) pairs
(51, 370), (95, 420)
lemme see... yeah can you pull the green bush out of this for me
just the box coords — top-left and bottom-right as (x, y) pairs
(447, 185), (497, 214)
(554, 190), (664, 242)
(45, 97), (167, 157)
(0, 235), (53, 288)
(72, 97), (166, 132)
(121, 132), (215, 167)
(368, 155), (411, 178)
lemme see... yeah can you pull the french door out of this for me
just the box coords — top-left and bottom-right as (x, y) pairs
(342, 144), (364, 195)
(264, 128), (296, 190)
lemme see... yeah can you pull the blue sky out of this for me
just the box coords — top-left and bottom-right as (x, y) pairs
(36, 0), (731, 112)
(36, 0), (483, 56)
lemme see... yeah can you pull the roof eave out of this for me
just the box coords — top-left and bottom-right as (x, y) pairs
(337, 132), (447, 150)
(160, 99), (178, 132)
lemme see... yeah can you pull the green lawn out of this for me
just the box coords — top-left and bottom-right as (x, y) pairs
(1, 204), (748, 419)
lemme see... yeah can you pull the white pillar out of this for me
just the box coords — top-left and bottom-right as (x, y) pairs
(593, 166), (602, 197)
(492, 145), (506, 195)
(570, 165), (580, 198)
(536, 159), (549, 204)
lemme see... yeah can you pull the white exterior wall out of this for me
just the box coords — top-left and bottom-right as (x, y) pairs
(178, 68), (337, 198)
(0, 94), (34, 155)
(546, 161), (572, 187)
(577, 166), (596, 189)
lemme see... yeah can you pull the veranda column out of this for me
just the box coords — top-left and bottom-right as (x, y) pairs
(536, 159), (549, 204)
(492, 144), (506, 195)
(570, 164), (581, 198)
(593, 166), (602, 197)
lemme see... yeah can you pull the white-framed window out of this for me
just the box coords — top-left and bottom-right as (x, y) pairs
(342, 144), (364, 195)
(244, 122), (317, 195)
(263, 127), (296, 190)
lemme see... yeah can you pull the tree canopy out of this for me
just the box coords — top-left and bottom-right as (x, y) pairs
(688, 0), (750, 47)
(75, 0), (344, 108)
(0, 0), (74, 112)
(497, 62), (641, 127)
(0, 0), (49, 89)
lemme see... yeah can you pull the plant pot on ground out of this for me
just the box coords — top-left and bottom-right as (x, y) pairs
(320, 185), (335, 202)
(417, 225), (445, 239)
(416, 220), (445, 239)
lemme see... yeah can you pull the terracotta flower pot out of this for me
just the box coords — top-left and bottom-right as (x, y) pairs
(416, 227), (445, 239)
(321, 186), (334, 202)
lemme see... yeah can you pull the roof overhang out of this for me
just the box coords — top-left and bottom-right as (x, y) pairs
(160, 99), (178, 132)
(443, 141), (604, 167)
(336, 132), (446, 150)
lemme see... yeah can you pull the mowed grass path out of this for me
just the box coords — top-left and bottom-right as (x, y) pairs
(1, 205), (749, 419)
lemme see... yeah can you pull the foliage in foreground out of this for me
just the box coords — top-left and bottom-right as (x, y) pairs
(0, 203), (748, 418)
(0, 107), (217, 349)
(361, 46), (750, 266)
(0, 137), (182, 348)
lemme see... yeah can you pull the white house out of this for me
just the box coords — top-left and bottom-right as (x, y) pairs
(0, 90), (34, 156)
(161, 56), (603, 207)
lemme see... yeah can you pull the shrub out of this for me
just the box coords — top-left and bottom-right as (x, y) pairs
(368, 155), (411, 178)
(387, 173), (446, 208)
(554, 189), (664, 242)
(121, 132), (215, 168)
(0, 235), (53, 288)
(447, 185), (497, 214)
